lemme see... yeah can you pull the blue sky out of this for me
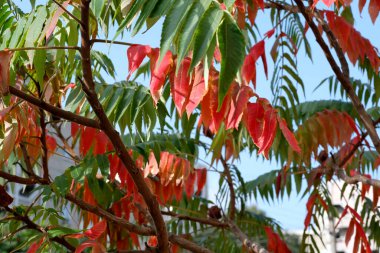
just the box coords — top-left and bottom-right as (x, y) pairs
(16, 0), (380, 231)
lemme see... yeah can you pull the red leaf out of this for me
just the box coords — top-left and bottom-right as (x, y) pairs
(345, 218), (355, 246)
(245, 102), (265, 145)
(277, 117), (301, 153)
(257, 105), (277, 158)
(264, 28), (275, 38)
(254, 0), (265, 9)
(264, 226), (291, 253)
(0, 50), (13, 95)
(242, 40), (267, 88)
(46, 135), (57, 156)
(127, 44), (152, 79)
(80, 127), (96, 155)
(148, 49), (173, 104)
(71, 122), (80, 137)
(369, 0), (380, 23)
(185, 171), (196, 198)
(46, 1), (70, 40)
(84, 220), (107, 240)
(147, 236), (158, 247)
(27, 238), (44, 253)
(75, 241), (106, 253)
(321, 0), (335, 7)
(247, 4), (258, 25)
(195, 168), (207, 195)
(226, 84), (254, 130)
(186, 64), (207, 116)
(171, 58), (192, 116)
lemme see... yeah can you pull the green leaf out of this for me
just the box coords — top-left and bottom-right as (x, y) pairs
(25, 6), (47, 61)
(34, 48), (46, 86)
(217, 14), (245, 109)
(149, 0), (174, 18)
(132, 0), (159, 36)
(114, 0), (147, 39)
(160, 0), (191, 61)
(176, 0), (212, 71)
(224, 0), (235, 9)
(190, 3), (223, 70)
(53, 171), (73, 197)
(91, 0), (105, 18)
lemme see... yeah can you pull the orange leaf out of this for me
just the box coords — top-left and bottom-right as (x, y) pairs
(0, 50), (13, 95)
(277, 117), (301, 153)
(144, 152), (159, 177)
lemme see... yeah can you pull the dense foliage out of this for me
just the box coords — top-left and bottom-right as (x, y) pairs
(0, 0), (380, 252)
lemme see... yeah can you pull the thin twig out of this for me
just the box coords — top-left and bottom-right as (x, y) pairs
(5, 46), (80, 52)
(90, 39), (134, 47)
(51, 0), (83, 26)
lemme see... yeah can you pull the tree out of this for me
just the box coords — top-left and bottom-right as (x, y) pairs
(0, 0), (379, 252)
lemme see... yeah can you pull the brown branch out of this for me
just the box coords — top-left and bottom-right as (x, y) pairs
(65, 193), (155, 236)
(9, 86), (101, 129)
(293, 0), (380, 154)
(228, 221), (268, 253)
(169, 235), (214, 253)
(161, 210), (228, 228)
(78, 0), (170, 251)
(220, 157), (236, 220)
(3, 206), (75, 251)
(0, 170), (46, 185)
(312, 11), (350, 77)
(335, 167), (380, 188)
(5, 46), (80, 52)
(52, 123), (80, 162)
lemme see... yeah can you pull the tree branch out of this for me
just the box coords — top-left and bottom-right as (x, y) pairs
(220, 157), (236, 220)
(9, 86), (101, 129)
(293, 0), (380, 154)
(168, 234), (214, 253)
(0, 170), (46, 185)
(161, 210), (228, 228)
(64, 194), (155, 236)
(5, 46), (80, 52)
(90, 39), (134, 47)
(78, 1), (169, 251)
(228, 221), (268, 253)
